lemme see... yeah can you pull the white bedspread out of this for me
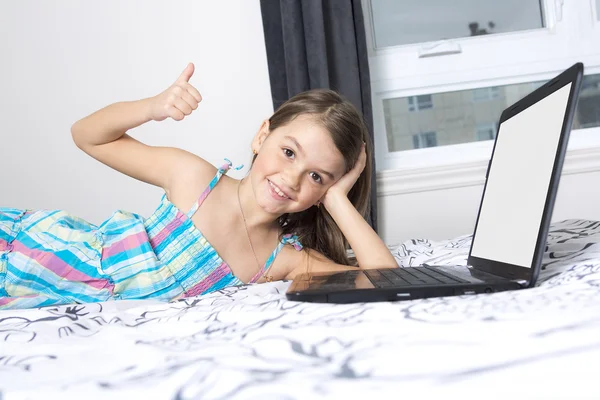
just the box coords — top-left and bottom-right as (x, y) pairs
(1, 219), (600, 399)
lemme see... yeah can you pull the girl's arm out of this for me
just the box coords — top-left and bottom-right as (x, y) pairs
(71, 63), (208, 193)
(322, 193), (396, 269)
(321, 143), (397, 269)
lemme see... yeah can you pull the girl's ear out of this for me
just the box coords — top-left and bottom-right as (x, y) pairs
(251, 119), (271, 153)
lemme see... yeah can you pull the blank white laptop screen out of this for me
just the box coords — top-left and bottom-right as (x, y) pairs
(470, 83), (572, 268)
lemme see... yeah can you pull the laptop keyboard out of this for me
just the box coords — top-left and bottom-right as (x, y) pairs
(363, 267), (469, 288)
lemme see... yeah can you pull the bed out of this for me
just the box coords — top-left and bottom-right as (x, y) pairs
(1, 218), (600, 399)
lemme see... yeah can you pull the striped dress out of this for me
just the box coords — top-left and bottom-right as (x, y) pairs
(0, 159), (303, 310)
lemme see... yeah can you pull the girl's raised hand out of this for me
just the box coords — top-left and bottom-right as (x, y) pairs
(148, 63), (203, 122)
(321, 142), (367, 207)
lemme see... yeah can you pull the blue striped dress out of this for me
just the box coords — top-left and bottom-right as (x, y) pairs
(0, 159), (302, 310)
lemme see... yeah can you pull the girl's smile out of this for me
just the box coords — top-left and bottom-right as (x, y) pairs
(267, 179), (292, 200)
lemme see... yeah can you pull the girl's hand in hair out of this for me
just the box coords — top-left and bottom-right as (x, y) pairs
(148, 63), (203, 122)
(321, 143), (367, 208)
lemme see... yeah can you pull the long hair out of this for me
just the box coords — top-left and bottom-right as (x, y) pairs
(252, 89), (372, 265)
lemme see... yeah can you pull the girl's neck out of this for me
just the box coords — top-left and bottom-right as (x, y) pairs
(237, 177), (281, 232)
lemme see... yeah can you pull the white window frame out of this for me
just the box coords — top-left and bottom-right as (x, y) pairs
(364, 0), (600, 172)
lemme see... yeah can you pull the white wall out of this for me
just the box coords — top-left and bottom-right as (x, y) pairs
(0, 0), (273, 224)
(378, 170), (600, 244)
(377, 149), (600, 244)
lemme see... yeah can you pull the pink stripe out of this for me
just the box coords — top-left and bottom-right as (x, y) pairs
(0, 296), (17, 307)
(102, 230), (149, 260)
(248, 268), (264, 284)
(0, 237), (8, 251)
(196, 187), (211, 207)
(185, 262), (230, 297)
(9, 240), (113, 291)
(0, 293), (40, 307)
(149, 211), (186, 249)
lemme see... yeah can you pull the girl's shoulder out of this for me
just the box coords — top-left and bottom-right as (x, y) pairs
(275, 243), (308, 280)
(165, 155), (222, 214)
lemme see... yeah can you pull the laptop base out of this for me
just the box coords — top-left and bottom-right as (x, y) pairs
(286, 266), (525, 304)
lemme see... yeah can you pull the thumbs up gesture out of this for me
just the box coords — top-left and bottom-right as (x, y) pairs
(148, 63), (203, 122)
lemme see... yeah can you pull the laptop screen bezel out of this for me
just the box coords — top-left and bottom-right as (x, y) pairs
(467, 63), (584, 286)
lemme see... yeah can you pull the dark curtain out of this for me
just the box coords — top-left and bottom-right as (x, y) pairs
(259, 0), (377, 232)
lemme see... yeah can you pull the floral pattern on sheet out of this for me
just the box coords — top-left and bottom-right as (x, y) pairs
(1, 219), (599, 399)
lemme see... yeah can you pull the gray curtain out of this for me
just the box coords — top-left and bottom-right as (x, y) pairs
(260, 0), (377, 232)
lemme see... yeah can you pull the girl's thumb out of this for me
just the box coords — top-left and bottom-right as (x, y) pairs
(177, 63), (195, 83)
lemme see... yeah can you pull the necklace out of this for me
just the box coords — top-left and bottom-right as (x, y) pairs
(237, 178), (275, 282)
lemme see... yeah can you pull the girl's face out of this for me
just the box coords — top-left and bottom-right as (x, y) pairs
(250, 114), (346, 215)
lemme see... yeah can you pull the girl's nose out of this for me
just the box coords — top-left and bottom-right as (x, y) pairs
(282, 167), (301, 191)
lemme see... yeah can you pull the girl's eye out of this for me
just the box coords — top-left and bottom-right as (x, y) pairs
(310, 172), (322, 183)
(283, 148), (294, 158)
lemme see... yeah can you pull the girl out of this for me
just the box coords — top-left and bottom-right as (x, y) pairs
(0, 63), (397, 310)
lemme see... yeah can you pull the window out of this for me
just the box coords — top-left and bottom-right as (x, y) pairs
(370, 0), (545, 48)
(577, 75), (600, 128)
(476, 123), (497, 141)
(408, 95), (433, 111)
(382, 74), (600, 152)
(472, 87), (500, 102)
(364, 0), (600, 170)
(413, 132), (437, 149)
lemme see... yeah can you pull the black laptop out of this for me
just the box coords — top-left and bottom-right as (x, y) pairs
(286, 62), (584, 304)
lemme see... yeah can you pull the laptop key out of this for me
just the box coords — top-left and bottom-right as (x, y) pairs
(364, 267), (469, 288)
(375, 280), (398, 288)
(393, 271), (425, 284)
(364, 270), (393, 287)
(380, 269), (409, 283)
(396, 268), (438, 284)
(422, 267), (469, 283)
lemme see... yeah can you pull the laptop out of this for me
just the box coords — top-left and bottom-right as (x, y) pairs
(286, 62), (584, 304)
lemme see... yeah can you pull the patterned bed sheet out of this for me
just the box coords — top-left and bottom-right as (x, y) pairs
(1, 219), (599, 399)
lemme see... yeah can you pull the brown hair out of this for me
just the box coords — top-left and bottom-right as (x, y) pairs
(253, 89), (372, 265)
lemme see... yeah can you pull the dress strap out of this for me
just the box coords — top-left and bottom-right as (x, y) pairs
(186, 158), (243, 219)
(248, 234), (303, 283)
